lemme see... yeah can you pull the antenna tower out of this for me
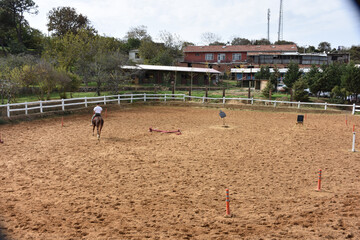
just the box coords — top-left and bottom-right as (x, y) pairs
(267, 9), (270, 41)
(278, 0), (283, 41)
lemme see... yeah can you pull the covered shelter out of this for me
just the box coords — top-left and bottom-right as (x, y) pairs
(121, 64), (221, 86)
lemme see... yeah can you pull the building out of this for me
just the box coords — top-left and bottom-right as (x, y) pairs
(231, 67), (312, 89)
(180, 44), (298, 72)
(129, 49), (142, 63)
(121, 64), (221, 86)
(180, 44), (350, 73)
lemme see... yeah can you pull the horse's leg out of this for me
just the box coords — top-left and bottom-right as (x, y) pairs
(99, 120), (104, 137)
(97, 123), (100, 140)
(92, 122), (95, 136)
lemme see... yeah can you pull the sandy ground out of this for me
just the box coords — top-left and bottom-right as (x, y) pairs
(0, 105), (360, 240)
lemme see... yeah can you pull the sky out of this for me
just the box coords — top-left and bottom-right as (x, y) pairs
(24, 0), (360, 49)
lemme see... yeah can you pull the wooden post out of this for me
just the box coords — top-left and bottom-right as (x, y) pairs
(205, 87), (208, 102)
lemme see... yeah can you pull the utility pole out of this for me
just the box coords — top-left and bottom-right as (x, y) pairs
(267, 9), (270, 42)
(278, 0), (283, 42)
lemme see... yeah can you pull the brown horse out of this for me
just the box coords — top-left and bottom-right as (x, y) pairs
(92, 115), (104, 140)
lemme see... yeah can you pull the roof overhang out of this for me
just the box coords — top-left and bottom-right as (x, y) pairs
(121, 64), (221, 74)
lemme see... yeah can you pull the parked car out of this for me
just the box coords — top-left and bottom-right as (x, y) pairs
(277, 84), (286, 92)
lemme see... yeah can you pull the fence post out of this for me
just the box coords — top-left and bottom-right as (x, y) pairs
(324, 102), (327, 110)
(202, 96), (205, 103)
(164, 94), (167, 102)
(131, 94), (133, 103)
(39, 100), (43, 113)
(183, 94), (185, 102)
(251, 97), (254, 105)
(298, 101), (301, 109)
(118, 95), (120, 105)
(85, 96), (88, 107)
(62, 99), (65, 111)
(223, 97), (226, 105)
(25, 102), (28, 115)
(274, 100), (277, 107)
(352, 103), (356, 115)
(7, 103), (10, 118)
(144, 93), (147, 102)
(104, 95), (106, 105)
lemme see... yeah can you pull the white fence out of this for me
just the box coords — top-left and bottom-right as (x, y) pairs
(0, 93), (359, 118)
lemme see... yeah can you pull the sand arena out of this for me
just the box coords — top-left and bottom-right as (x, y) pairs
(0, 105), (360, 239)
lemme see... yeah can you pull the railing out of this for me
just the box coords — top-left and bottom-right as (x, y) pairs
(0, 93), (358, 118)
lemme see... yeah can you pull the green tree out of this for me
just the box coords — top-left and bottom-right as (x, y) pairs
(349, 45), (360, 64)
(125, 25), (152, 41)
(231, 37), (251, 45)
(283, 62), (302, 101)
(47, 6), (92, 36)
(0, 0), (38, 46)
(318, 41), (331, 52)
(255, 66), (271, 80)
(342, 62), (360, 102)
(293, 78), (309, 102)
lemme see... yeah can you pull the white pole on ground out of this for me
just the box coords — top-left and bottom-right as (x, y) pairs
(104, 95), (106, 105)
(40, 100), (43, 113)
(324, 102), (327, 110)
(144, 93), (146, 102)
(352, 103), (356, 115)
(118, 95), (120, 105)
(85, 96), (88, 107)
(25, 102), (28, 115)
(298, 101), (301, 109)
(62, 99), (65, 111)
(352, 132), (356, 152)
(7, 103), (10, 118)
(223, 97), (225, 105)
(164, 94), (167, 102)
(274, 100), (277, 107)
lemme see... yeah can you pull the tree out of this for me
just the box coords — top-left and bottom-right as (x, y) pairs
(349, 45), (360, 64)
(255, 66), (271, 80)
(304, 65), (322, 96)
(274, 40), (295, 45)
(0, 0), (38, 45)
(231, 37), (251, 45)
(125, 25), (151, 41)
(283, 62), (302, 101)
(201, 32), (221, 45)
(47, 6), (92, 36)
(252, 38), (271, 45)
(318, 41), (331, 52)
(293, 78), (309, 102)
(342, 62), (360, 102)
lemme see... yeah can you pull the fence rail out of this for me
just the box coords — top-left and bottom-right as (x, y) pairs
(0, 93), (359, 118)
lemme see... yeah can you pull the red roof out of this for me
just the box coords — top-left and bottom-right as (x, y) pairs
(184, 44), (298, 53)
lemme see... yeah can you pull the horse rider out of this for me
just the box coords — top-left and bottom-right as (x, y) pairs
(91, 103), (103, 125)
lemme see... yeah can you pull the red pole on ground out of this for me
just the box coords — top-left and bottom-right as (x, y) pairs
(226, 189), (230, 216)
(346, 115), (348, 126)
(0, 133), (3, 143)
(317, 169), (322, 191)
(353, 124), (355, 132)
(61, 117), (64, 127)
(105, 108), (107, 118)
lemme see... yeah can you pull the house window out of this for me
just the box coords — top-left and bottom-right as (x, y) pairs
(232, 53), (242, 61)
(218, 54), (225, 61)
(135, 52), (140, 59)
(195, 53), (200, 56)
(205, 53), (214, 61)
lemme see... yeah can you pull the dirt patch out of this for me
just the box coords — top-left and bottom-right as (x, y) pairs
(1, 106), (360, 239)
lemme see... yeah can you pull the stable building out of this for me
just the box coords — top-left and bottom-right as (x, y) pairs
(121, 64), (221, 86)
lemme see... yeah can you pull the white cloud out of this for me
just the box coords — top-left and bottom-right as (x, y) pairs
(25, 0), (360, 47)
